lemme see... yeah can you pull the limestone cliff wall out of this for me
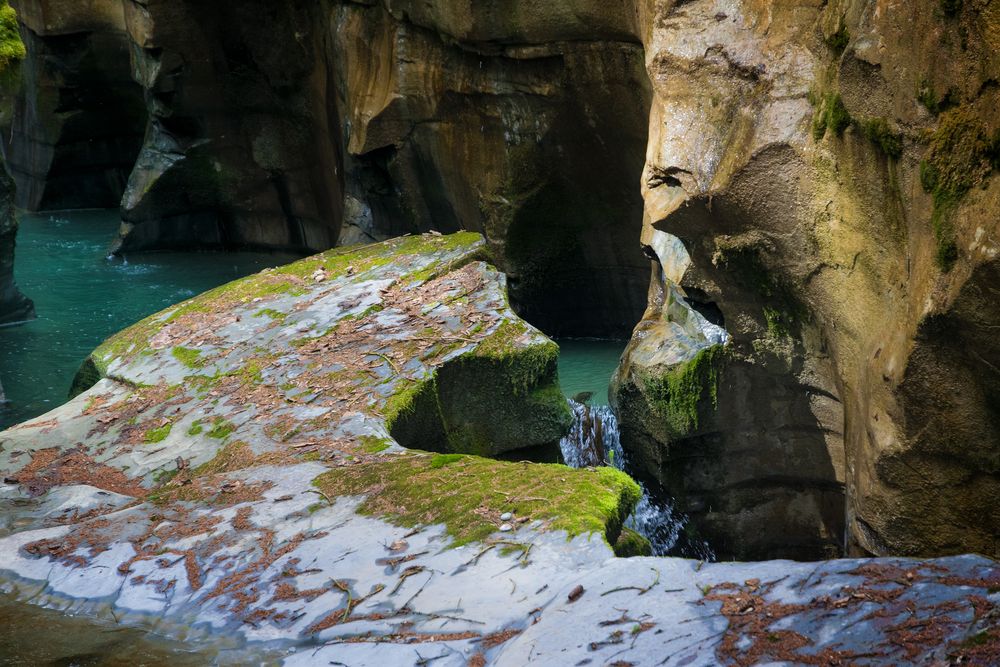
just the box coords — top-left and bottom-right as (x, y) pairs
(616, 0), (1000, 560)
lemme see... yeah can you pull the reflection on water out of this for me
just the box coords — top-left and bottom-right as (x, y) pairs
(0, 594), (224, 666)
(0, 210), (300, 429)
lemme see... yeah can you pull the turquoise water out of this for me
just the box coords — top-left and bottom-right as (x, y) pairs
(0, 210), (299, 430)
(556, 338), (627, 406)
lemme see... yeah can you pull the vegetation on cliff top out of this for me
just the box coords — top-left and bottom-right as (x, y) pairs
(0, 1), (25, 73)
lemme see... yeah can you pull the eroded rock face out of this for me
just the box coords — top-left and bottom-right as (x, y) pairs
(331, 1), (652, 336)
(113, 0), (344, 253)
(0, 169), (34, 325)
(6, 0), (145, 210)
(616, 0), (1000, 560)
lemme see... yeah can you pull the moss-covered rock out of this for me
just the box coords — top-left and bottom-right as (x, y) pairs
(313, 452), (640, 548)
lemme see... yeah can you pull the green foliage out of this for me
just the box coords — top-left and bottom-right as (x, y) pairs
(187, 420), (204, 436)
(920, 106), (1000, 271)
(642, 345), (725, 437)
(0, 2), (25, 74)
(313, 453), (641, 548)
(144, 422), (173, 444)
(826, 21), (850, 54)
(857, 118), (903, 159)
(812, 93), (851, 141)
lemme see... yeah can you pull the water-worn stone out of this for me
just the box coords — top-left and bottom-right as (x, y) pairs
(615, 0), (1000, 561)
(0, 231), (998, 664)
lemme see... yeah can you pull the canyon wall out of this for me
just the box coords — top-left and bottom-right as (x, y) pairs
(616, 0), (1000, 560)
(0, 0), (32, 326)
(6, 0), (144, 210)
(4, 0), (999, 559)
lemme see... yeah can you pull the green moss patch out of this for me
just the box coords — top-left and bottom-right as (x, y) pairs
(312, 453), (641, 548)
(920, 106), (1000, 270)
(206, 418), (236, 439)
(144, 422), (173, 444)
(171, 346), (205, 369)
(812, 93), (851, 141)
(641, 345), (726, 437)
(613, 527), (653, 557)
(856, 118), (903, 159)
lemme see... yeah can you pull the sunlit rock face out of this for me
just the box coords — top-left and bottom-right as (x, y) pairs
(6, 0), (145, 210)
(616, 0), (1000, 560)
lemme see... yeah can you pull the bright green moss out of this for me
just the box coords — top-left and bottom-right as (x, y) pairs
(187, 420), (204, 436)
(0, 2), (25, 73)
(613, 527), (653, 557)
(430, 453), (464, 468)
(171, 346), (204, 369)
(144, 422), (173, 444)
(312, 453), (641, 548)
(642, 345), (725, 437)
(472, 320), (559, 396)
(254, 308), (287, 322)
(206, 417), (236, 439)
(359, 435), (393, 454)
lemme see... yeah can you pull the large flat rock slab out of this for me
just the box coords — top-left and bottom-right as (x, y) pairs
(0, 231), (996, 665)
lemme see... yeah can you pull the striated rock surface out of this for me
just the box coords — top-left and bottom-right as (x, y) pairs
(615, 0), (1000, 561)
(6, 0), (145, 210)
(1, 231), (998, 665)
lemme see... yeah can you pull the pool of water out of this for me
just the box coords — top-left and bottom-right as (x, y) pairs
(556, 338), (627, 406)
(0, 210), (300, 430)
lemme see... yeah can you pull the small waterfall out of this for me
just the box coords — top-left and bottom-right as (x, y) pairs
(559, 401), (714, 559)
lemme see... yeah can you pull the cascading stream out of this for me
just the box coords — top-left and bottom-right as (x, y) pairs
(559, 400), (714, 559)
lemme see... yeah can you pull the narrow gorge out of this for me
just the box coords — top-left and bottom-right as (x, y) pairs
(0, 1), (998, 665)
